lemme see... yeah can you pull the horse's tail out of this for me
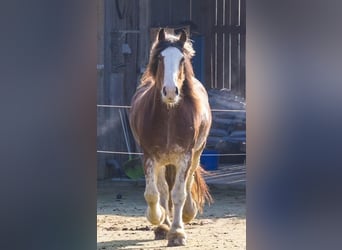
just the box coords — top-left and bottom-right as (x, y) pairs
(191, 166), (213, 213)
(165, 165), (213, 213)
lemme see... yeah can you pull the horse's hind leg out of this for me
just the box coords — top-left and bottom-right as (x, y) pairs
(154, 166), (171, 240)
(144, 159), (165, 226)
(167, 154), (191, 247)
(182, 148), (202, 223)
(182, 171), (198, 223)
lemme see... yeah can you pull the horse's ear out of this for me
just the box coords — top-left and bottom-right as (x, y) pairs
(179, 30), (187, 43)
(157, 28), (165, 41)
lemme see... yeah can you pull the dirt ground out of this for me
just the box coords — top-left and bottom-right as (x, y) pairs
(97, 181), (246, 250)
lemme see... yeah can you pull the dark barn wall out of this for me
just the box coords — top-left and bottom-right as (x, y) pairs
(97, 0), (146, 179)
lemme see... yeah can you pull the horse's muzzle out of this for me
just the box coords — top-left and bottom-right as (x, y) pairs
(162, 86), (180, 105)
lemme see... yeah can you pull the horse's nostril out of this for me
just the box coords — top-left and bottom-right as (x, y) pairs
(175, 87), (179, 96)
(162, 86), (167, 96)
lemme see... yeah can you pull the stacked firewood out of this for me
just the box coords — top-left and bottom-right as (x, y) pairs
(207, 89), (246, 163)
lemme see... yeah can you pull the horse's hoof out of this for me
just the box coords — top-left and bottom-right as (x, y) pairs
(154, 224), (169, 240)
(167, 230), (186, 247)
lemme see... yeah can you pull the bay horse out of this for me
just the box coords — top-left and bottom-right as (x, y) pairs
(129, 28), (212, 247)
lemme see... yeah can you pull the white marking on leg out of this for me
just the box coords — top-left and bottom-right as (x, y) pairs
(144, 159), (164, 225)
(157, 166), (171, 226)
(183, 156), (199, 223)
(170, 154), (191, 231)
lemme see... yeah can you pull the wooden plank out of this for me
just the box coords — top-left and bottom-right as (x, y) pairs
(230, 0), (239, 26)
(112, 0), (127, 30)
(123, 0), (139, 105)
(104, 0), (113, 104)
(97, 0), (106, 180)
(123, 34), (139, 104)
(97, 0), (115, 179)
(203, 164), (246, 185)
(209, 0), (216, 89)
(212, 25), (241, 33)
(223, 28), (230, 86)
(230, 32), (239, 92)
(191, 0), (208, 35)
(225, 0), (231, 27)
(97, 0), (105, 69)
(223, 0), (230, 89)
(239, 0), (246, 97)
(170, 0), (190, 24)
(97, 0), (105, 103)
(185, 0), (205, 83)
(98, 0), (142, 179)
(119, 0), (139, 170)
(104, 0), (140, 178)
(216, 0), (224, 89)
(191, 0), (212, 88)
(230, 0), (239, 94)
(138, 0), (150, 80)
(150, 0), (171, 27)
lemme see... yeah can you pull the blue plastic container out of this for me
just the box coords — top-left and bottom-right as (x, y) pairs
(200, 149), (219, 171)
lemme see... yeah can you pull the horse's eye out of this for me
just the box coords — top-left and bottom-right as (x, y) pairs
(158, 55), (163, 61)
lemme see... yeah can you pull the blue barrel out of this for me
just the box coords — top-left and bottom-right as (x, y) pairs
(200, 149), (219, 171)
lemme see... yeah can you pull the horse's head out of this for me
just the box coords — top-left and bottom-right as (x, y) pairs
(150, 29), (194, 107)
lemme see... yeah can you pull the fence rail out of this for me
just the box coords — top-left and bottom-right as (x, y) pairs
(97, 104), (246, 157)
(97, 104), (245, 113)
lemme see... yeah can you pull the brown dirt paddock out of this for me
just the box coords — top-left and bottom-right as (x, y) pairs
(97, 181), (245, 250)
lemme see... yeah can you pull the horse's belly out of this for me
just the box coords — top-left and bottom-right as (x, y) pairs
(146, 135), (189, 153)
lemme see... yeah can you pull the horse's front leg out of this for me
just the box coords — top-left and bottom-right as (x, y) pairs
(144, 158), (165, 225)
(167, 153), (191, 247)
(154, 166), (172, 240)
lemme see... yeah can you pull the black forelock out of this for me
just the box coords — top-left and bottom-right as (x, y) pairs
(154, 40), (184, 55)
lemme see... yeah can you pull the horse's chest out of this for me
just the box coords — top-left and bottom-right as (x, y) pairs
(143, 111), (195, 151)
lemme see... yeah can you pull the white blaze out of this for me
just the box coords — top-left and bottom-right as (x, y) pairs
(160, 47), (183, 102)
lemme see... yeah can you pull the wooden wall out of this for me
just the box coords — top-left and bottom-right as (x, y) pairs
(97, 0), (148, 179)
